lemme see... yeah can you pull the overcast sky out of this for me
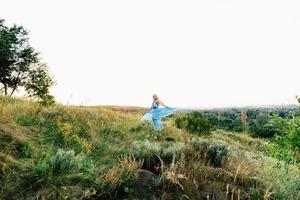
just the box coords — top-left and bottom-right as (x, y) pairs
(1, 0), (300, 107)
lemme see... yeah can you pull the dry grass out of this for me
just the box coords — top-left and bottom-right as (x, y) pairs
(0, 95), (300, 199)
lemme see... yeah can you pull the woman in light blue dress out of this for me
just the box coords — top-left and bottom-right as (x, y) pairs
(141, 94), (176, 131)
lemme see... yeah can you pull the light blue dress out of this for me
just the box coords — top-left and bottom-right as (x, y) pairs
(141, 101), (176, 131)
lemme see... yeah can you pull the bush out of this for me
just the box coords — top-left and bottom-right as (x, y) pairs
(24, 148), (95, 199)
(175, 112), (211, 134)
(161, 142), (186, 163)
(249, 113), (281, 138)
(130, 140), (161, 158)
(129, 140), (160, 170)
(51, 149), (76, 173)
(130, 140), (187, 169)
(190, 138), (229, 167)
(32, 148), (95, 180)
(266, 115), (300, 163)
(174, 114), (188, 129)
(266, 143), (295, 163)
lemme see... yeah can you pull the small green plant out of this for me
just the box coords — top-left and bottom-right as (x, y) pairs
(21, 143), (31, 158)
(16, 115), (40, 126)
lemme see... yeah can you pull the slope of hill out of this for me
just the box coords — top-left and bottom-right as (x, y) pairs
(0, 96), (299, 199)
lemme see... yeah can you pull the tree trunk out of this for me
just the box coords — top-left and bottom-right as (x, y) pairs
(4, 84), (8, 95)
(10, 86), (17, 96)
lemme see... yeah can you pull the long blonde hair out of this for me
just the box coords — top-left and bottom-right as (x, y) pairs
(152, 94), (160, 105)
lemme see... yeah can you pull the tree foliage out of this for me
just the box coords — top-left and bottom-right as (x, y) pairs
(0, 19), (55, 105)
(25, 63), (55, 105)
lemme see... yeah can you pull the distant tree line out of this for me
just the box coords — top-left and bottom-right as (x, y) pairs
(176, 106), (299, 137)
(175, 104), (300, 163)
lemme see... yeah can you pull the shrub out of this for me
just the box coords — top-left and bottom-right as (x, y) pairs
(249, 113), (279, 138)
(187, 112), (211, 134)
(174, 114), (188, 129)
(130, 140), (161, 157)
(51, 149), (76, 173)
(130, 140), (187, 169)
(32, 148), (95, 180)
(266, 143), (295, 163)
(32, 149), (53, 179)
(161, 142), (186, 164)
(175, 112), (211, 134)
(266, 115), (300, 163)
(130, 140), (161, 170)
(26, 148), (95, 199)
(190, 138), (229, 167)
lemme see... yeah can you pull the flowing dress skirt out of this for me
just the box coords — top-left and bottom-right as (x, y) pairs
(141, 107), (176, 131)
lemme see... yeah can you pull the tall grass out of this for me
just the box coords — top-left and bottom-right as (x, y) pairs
(1, 95), (300, 199)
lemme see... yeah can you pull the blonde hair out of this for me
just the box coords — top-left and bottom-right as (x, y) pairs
(152, 94), (158, 100)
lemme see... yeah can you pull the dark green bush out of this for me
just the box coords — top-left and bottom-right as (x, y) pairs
(175, 112), (211, 134)
(174, 114), (188, 129)
(249, 114), (278, 138)
(187, 112), (211, 134)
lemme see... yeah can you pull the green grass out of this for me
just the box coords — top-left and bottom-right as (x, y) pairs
(0, 95), (299, 199)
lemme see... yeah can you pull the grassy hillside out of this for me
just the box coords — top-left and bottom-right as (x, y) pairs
(0, 96), (299, 200)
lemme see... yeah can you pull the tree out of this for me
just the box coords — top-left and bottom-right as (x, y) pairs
(0, 19), (55, 105)
(25, 63), (55, 106)
(296, 96), (300, 104)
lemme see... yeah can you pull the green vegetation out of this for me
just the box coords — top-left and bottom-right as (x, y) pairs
(191, 106), (299, 137)
(175, 111), (212, 134)
(179, 105), (300, 165)
(0, 19), (55, 105)
(1, 95), (300, 199)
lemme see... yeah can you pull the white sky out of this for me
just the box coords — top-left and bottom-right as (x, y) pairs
(1, 0), (300, 107)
